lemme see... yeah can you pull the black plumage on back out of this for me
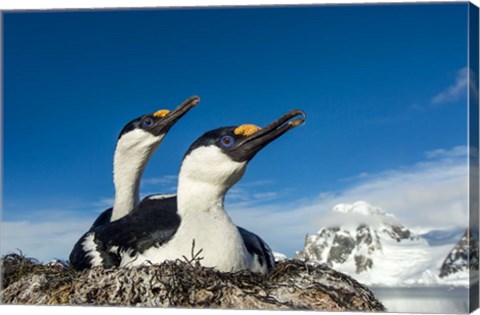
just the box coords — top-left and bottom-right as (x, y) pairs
(69, 195), (275, 272)
(69, 197), (180, 270)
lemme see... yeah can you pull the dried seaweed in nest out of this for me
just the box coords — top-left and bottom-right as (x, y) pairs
(1, 251), (78, 304)
(2, 251), (42, 289)
(1, 251), (386, 311)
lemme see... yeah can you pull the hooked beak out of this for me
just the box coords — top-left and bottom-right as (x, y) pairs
(231, 109), (306, 162)
(151, 95), (201, 135)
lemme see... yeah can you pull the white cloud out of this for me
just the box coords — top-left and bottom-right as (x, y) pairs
(226, 180), (284, 208)
(252, 192), (278, 200)
(1, 217), (93, 263)
(92, 197), (114, 209)
(140, 175), (179, 195)
(340, 172), (370, 182)
(431, 67), (468, 105)
(425, 145), (468, 159)
(228, 146), (469, 257)
(142, 175), (178, 186)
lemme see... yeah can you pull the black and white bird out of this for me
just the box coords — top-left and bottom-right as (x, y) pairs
(88, 96), (200, 230)
(70, 110), (305, 274)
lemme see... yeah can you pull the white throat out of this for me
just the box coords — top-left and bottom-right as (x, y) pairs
(176, 146), (246, 215)
(111, 129), (163, 221)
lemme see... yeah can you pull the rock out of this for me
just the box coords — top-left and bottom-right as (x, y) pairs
(1, 253), (385, 311)
(439, 228), (479, 278)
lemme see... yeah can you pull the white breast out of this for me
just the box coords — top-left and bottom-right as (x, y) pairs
(120, 210), (252, 272)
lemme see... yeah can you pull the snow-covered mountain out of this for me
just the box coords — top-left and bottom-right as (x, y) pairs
(294, 201), (470, 287)
(439, 228), (479, 280)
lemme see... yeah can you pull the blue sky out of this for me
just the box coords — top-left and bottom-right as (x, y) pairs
(2, 3), (471, 261)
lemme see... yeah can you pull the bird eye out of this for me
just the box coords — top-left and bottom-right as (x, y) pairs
(142, 117), (155, 128)
(220, 135), (235, 148)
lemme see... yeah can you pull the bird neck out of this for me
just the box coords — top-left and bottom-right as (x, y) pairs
(177, 174), (227, 217)
(111, 141), (160, 221)
(176, 147), (247, 217)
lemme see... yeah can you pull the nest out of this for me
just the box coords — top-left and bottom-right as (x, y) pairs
(1, 252), (385, 311)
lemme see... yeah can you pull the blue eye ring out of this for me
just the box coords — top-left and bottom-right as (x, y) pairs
(142, 117), (155, 128)
(220, 135), (235, 148)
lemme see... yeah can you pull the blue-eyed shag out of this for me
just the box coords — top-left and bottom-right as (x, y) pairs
(70, 109), (305, 273)
(89, 96), (200, 229)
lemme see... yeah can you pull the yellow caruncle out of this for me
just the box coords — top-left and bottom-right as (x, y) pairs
(234, 124), (261, 137)
(153, 109), (170, 118)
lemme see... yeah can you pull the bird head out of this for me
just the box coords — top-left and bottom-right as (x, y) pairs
(115, 96), (200, 154)
(180, 109), (306, 190)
